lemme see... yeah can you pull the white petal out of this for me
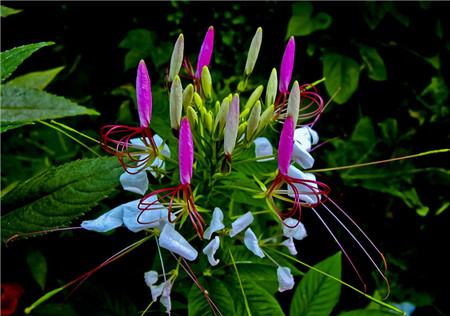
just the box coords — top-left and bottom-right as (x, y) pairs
(160, 281), (173, 313)
(307, 127), (319, 145)
(122, 197), (167, 232)
(144, 270), (158, 287)
(281, 238), (298, 255)
(81, 204), (124, 232)
(203, 236), (220, 266)
(150, 283), (164, 302)
(150, 134), (171, 178)
(253, 137), (274, 162)
(287, 165), (320, 204)
(283, 218), (307, 240)
(203, 207), (225, 240)
(292, 144), (315, 169)
(294, 128), (312, 151)
(229, 211), (254, 237)
(159, 224), (198, 261)
(120, 170), (149, 195)
(277, 266), (295, 292)
(243, 228), (265, 258)
(154, 134), (171, 159)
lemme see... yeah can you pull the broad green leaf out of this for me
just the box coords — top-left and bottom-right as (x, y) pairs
(0, 85), (99, 132)
(360, 46), (387, 81)
(286, 2), (332, 37)
(339, 310), (394, 316)
(188, 276), (236, 316)
(7, 66), (64, 90)
(290, 252), (341, 316)
(1, 42), (54, 81)
(323, 53), (360, 104)
(1, 157), (122, 241)
(26, 249), (47, 290)
(1, 5), (23, 17)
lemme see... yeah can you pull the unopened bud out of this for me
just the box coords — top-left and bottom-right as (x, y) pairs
(201, 66), (212, 99)
(246, 101), (261, 141)
(169, 34), (184, 82)
(194, 91), (203, 109)
(183, 84), (194, 110)
(187, 106), (198, 128)
(245, 27), (263, 76)
(257, 104), (274, 133)
(170, 75), (183, 130)
(265, 68), (278, 106)
(287, 81), (300, 123)
(205, 111), (213, 133)
(238, 122), (247, 139)
(214, 94), (231, 132)
(224, 94), (240, 156)
(241, 85), (263, 119)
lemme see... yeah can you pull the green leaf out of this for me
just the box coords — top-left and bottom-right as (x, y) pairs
(1, 5), (23, 17)
(0, 85), (99, 132)
(290, 252), (342, 316)
(188, 276), (236, 316)
(26, 249), (47, 290)
(339, 309), (394, 316)
(30, 303), (78, 316)
(323, 53), (360, 104)
(7, 66), (64, 90)
(1, 157), (122, 241)
(1, 42), (54, 81)
(286, 2), (332, 37)
(360, 46), (387, 81)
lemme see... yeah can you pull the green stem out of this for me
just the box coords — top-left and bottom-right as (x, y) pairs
(50, 120), (101, 144)
(309, 149), (449, 173)
(229, 249), (252, 316)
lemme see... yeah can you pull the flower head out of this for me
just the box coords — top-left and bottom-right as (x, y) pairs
(279, 37), (295, 93)
(137, 60), (152, 128)
(195, 26), (214, 79)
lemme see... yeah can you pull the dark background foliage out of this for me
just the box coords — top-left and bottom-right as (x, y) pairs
(1, 2), (449, 316)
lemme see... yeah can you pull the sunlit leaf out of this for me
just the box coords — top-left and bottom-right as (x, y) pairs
(7, 66), (64, 90)
(0, 5), (23, 18)
(290, 252), (341, 316)
(360, 46), (387, 81)
(286, 2), (332, 38)
(1, 157), (122, 241)
(323, 53), (360, 104)
(1, 42), (54, 81)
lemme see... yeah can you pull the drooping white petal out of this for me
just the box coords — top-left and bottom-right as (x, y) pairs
(287, 165), (320, 204)
(160, 281), (173, 313)
(253, 137), (275, 162)
(122, 197), (168, 232)
(294, 127), (312, 151)
(150, 283), (165, 302)
(120, 170), (149, 195)
(203, 236), (220, 266)
(229, 211), (254, 237)
(281, 238), (298, 255)
(292, 144), (315, 169)
(81, 203), (124, 232)
(283, 218), (307, 240)
(243, 228), (265, 258)
(159, 224), (198, 261)
(204, 207), (225, 240)
(277, 266), (295, 292)
(144, 270), (159, 287)
(307, 127), (319, 145)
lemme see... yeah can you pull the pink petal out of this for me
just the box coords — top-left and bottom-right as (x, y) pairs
(195, 26), (214, 78)
(278, 116), (295, 175)
(136, 60), (152, 127)
(179, 117), (194, 184)
(279, 37), (295, 93)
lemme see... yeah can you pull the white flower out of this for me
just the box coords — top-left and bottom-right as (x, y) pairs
(203, 207), (225, 240)
(283, 218), (307, 240)
(277, 266), (295, 292)
(160, 280), (173, 314)
(253, 137), (274, 162)
(203, 236), (220, 266)
(287, 165), (321, 204)
(292, 127), (319, 169)
(159, 224), (198, 261)
(144, 270), (172, 313)
(229, 211), (254, 237)
(243, 228), (265, 258)
(80, 203), (124, 232)
(281, 238), (298, 255)
(120, 135), (171, 195)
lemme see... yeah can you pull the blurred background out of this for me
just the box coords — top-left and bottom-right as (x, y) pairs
(1, 2), (449, 315)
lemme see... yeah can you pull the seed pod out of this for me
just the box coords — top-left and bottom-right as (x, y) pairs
(246, 101), (261, 141)
(187, 106), (198, 128)
(170, 75), (183, 130)
(193, 91), (203, 110)
(244, 27), (263, 76)
(265, 68), (278, 106)
(241, 85), (263, 119)
(201, 66), (212, 99)
(169, 34), (184, 82)
(257, 104), (274, 133)
(182, 84), (194, 110)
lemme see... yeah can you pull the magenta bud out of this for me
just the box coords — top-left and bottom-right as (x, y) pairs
(179, 117), (194, 185)
(136, 60), (152, 128)
(278, 115), (295, 175)
(195, 26), (214, 79)
(279, 37), (295, 93)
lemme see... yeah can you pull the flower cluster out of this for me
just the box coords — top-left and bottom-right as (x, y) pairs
(81, 26), (387, 313)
